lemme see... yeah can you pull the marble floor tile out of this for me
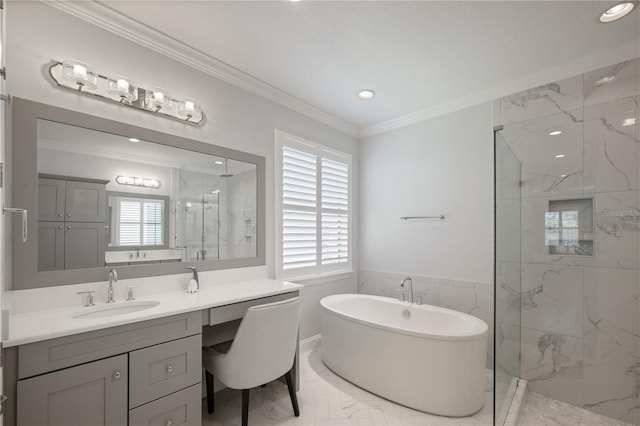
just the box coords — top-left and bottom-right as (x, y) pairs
(518, 391), (633, 426)
(203, 349), (493, 426)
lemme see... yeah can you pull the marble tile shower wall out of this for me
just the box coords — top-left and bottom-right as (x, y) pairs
(499, 58), (640, 425)
(358, 269), (495, 367)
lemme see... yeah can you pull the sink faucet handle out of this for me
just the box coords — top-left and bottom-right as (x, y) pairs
(416, 294), (424, 305)
(77, 291), (96, 307)
(125, 286), (139, 301)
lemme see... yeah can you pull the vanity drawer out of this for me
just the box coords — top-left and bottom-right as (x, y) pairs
(129, 334), (201, 408)
(208, 291), (299, 325)
(129, 383), (201, 426)
(18, 311), (202, 379)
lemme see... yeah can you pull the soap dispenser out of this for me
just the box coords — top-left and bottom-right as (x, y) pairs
(186, 266), (200, 293)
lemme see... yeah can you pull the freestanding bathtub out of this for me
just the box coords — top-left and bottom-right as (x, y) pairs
(320, 294), (488, 417)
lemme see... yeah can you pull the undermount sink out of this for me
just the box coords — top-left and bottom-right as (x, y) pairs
(71, 300), (160, 319)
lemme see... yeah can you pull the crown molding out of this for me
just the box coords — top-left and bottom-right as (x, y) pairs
(361, 41), (640, 138)
(44, 0), (359, 138)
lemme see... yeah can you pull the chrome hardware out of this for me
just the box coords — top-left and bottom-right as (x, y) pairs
(113, 371), (121, 379)
(66, 225), (71, 230)
(416, 294), (424, 305)
(4, 207), (28, 242)
(401, 309), (411, 319)
(400, 277), (413, 303)
(126, 285), (138, 301)
(165, 419), (173, 426)
(107, 268), (118, 303)
(0, 394), (8, 416)
(186, 266), (200, 293)
(67, 213), (71, 217)
(57, 225), (63, 230)
(166, 365), (174, 373)
(77, 291), (96, 307)
(57, 213), (63, 217)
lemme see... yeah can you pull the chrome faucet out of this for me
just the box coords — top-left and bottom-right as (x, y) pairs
(107, 268), (118, 303)
(400, 277), (413, 303)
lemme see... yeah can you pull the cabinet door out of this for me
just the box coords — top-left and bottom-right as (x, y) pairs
(64, 222), (106, 269)
(38, 178), (66, 221)
(17, 354), (128, 426)
(38, 222), (64, 271)
(65, 181), (106, 222)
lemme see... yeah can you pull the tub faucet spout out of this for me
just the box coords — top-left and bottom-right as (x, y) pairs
(400, 277), (413, 303)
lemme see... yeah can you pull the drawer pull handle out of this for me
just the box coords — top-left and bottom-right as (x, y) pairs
(165, 419), (173, 426)
(166, 365), (174, 373)
(113, 371), (122, 380)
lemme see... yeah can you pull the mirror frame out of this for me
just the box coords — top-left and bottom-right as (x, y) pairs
(10, 98), (265, 289)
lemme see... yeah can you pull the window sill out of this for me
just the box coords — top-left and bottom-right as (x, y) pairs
(281, 270), (355, 287)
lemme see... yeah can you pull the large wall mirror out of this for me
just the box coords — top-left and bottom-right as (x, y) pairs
(10, 98), (265, 289)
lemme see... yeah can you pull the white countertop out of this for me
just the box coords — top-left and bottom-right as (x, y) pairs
(5, 278), (302, 347)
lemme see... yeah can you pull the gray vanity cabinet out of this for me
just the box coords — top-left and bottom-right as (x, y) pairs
(37, 221), (64, 271)
(17, 354), (128, 426)
(37, 176), (108, 270)
(12, 312), (202, 426)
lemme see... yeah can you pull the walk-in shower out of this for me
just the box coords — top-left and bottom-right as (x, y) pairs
(494, 58), (640, 425)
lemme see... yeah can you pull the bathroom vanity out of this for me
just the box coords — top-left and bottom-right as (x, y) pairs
(3, 278), (302, 426)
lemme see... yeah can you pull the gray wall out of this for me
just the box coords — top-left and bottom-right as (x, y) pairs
(4, 1), (359, 340)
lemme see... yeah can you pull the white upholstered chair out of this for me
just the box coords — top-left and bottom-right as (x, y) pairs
(202, 297), (302, 426)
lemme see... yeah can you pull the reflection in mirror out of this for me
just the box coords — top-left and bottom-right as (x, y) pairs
(37, 119), (257, 272)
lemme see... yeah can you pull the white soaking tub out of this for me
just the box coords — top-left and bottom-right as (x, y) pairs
(320, 294), (488, 417)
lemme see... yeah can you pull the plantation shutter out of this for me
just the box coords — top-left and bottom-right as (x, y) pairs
(321, 157), (349, 265)
(282, 146), (317, 270)
(117, 198), (164, 246)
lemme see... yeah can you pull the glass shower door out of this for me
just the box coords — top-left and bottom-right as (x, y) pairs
(494, 130), (522, 425)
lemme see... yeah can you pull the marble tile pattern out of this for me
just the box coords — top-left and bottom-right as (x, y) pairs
(498, 57), (640, 425)
(518, 391), (634, 426)
(203, 348), (494, 426)
(358, 269), (495, 367)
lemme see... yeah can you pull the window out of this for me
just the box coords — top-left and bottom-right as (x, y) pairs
(114, 197), (164, 246)
(545, 198), (593, 255)
(275, 130), (352, 279)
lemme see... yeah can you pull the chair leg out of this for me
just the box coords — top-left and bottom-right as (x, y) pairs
(284, 369), (300, 417)
(205, 370), (215, 414)
(242, 389), (250, 426)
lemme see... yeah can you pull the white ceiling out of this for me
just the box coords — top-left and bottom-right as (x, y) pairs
(59, 1), (640, 136)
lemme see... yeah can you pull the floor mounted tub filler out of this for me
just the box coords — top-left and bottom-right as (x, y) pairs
(320, 294), (488, 417)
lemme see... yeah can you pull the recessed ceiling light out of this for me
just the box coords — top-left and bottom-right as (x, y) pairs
(622, 117), (636, 126)
(555, 154), (566, 158)
(600, 2), (635, 22)
(128, 138), (140, 143)
(214, 160), (224, 165)
(560, 174), (567, 178)
(595, 75), (616, 85)
(357, 89), (375, 100)
(549, 131), (563, 136)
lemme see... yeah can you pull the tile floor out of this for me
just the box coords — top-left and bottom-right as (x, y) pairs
(202, 347), (635, 426)
(517, 392), (634, 426)
(203, 348), (494, 426)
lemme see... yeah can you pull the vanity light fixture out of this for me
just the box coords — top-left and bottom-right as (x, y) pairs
(61, 59), (98, 90)
(555, 154), (566, 158)
(357, 89), (376, 100)
(549, 130), (563, 136)
(622, 117), (636, 126)
(599, 2), (635, 22)
(49, 60), (205, 126)
(115, 175), (161, 188)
